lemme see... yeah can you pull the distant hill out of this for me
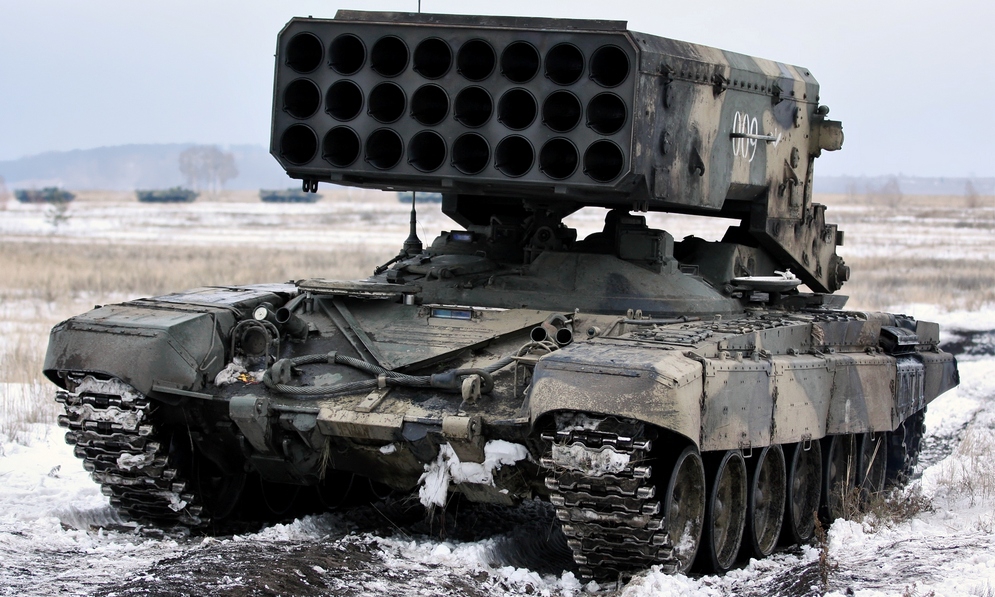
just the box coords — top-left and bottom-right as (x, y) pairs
(1, 144), (992, 195)
(0, 144), (294, 191)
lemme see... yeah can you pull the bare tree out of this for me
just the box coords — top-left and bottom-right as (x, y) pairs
(0, 175), (8, 211)
(179, 147), (204, 189)
(179, 146), (239, 193)
(214, 151), (238, 192)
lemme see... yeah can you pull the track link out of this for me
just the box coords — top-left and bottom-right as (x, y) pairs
(57, 376), (206, 526)
(540, 416), (675, 580)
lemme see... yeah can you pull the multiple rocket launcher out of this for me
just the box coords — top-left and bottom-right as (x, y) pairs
(269, 11), (848, 292)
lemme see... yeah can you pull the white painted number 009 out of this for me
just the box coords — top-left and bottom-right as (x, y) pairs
(732, 111), (758, 162)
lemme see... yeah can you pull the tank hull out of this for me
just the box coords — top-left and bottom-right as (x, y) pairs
(45, 279), (957, 575)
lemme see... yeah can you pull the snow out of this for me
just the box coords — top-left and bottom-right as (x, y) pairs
(418, 440), (531, 508)
(551, 443), (631, 476)
(213, 358), (263, 386)
(901, 305), (995, 333)
(213, 360), (249, 386)
(116, 451), (154, 470)
(0, 422), (188, 595)
(75, 376), (142, 404)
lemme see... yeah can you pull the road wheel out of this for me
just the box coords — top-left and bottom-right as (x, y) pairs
(663, 445), (706, 572)
(858, 432), (888, 498)
(822, 434), (857, 522)
(781, 440), (822, 544)
(743, 445), (785, 558)
(697, 450), (747, 573)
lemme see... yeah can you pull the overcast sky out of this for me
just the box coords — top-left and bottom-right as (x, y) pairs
(0, 0), (991, 177)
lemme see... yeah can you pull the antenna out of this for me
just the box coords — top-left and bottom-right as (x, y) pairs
(402, 191), (423, 255)
(402, 0), (424, 256)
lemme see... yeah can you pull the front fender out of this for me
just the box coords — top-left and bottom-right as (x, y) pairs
(526, 341), (703, 447)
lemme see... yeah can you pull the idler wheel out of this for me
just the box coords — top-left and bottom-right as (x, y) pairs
(781, 440), (822, 544)
(697, 450), (747, 573)
(742, 445), (785, 559)
(822, 434), (857, 522)
(858, 432), (888, 498)
(663, 445), (706, 573)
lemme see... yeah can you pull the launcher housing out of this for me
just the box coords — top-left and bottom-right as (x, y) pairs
(270, 11), (847, 292)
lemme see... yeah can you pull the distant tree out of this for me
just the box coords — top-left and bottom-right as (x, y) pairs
(215, 151), (238, 191)
(876, 176), (902, 208)
(0, 175), (8, 210)
(178, 146), (239, 193)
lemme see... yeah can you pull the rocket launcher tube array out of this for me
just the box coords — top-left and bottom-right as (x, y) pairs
(269, 11), (848, 292)
(270, 11), (835, 211)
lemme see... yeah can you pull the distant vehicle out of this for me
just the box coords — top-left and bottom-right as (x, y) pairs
(15, 188), (74, 203)
(397, 191), (442, 203)
(136, 188), (198, 203)
(260, 188), (319, 203)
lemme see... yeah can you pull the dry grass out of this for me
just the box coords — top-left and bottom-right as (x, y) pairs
(814, 516), (835, 593)
(842, 256), (995, 311)
(821, 191), (994, 311)
(932, 423), (995, 509)
(0, 240), (382, 304)
(0, 329), (61, 444)
(0, 383), (58, 446)
(855, 485), (934, 530)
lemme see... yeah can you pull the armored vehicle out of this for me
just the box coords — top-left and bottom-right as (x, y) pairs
(45, 12), (959, 578)
(136, 188), (198, 203)
(16, 187), (74, 203)
(260, 188), (320, 203)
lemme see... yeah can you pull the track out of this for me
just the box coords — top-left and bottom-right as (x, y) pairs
(540, 415), (674, 580)
(886, 408), (926, 486)
(56, 375), (207, 526)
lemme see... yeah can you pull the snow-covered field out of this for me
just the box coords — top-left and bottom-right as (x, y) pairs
(0, 192), (993, 596)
